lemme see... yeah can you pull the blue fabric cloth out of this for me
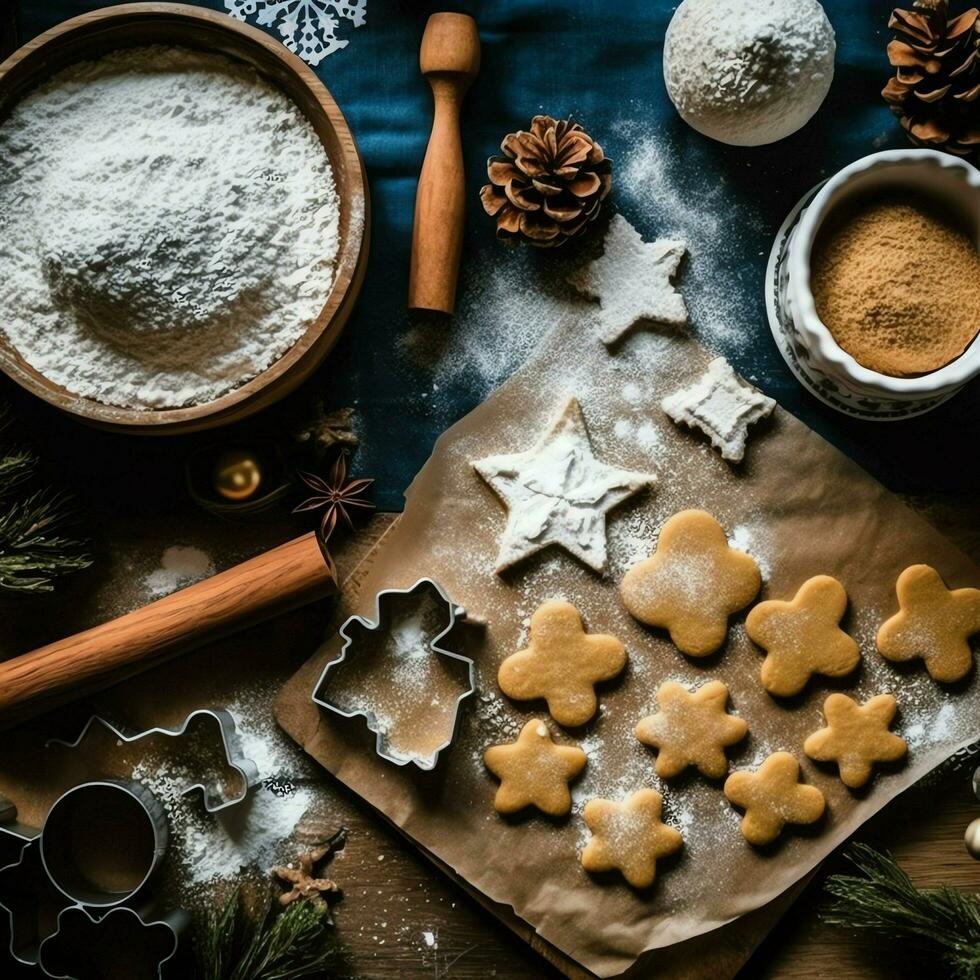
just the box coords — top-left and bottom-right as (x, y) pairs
(14, 1), (980, 507)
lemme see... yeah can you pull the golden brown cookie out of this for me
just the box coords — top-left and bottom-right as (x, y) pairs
(635, 680), (748, 779)
(580, 788), (682, 888)
(498, 599), (627, 727)
(877, 564), (980, 683)
(746, 575), (860, 697)
(803, 693), (907, 788)
(484, 719), (587, 815)
(723, 752), (825, 845)
(620, 510), (761, 657)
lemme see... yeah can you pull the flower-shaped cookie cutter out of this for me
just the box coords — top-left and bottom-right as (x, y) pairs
(312, 578), (476, 771)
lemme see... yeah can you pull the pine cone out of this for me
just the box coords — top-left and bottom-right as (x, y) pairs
(882, 0), (980, 156)
(479, 116), (612, 247)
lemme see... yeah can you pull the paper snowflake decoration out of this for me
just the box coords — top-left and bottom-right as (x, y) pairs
(225, 0), (367, 66)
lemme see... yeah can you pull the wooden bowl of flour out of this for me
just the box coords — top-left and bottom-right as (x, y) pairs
(0, 3), (368, 434)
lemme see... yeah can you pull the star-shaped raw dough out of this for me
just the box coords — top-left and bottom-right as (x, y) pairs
(498, 599), (627, 727)
(581, 788), (683, 888)
(723, 752), (826, 846)
(635, 680), (748, 779)
(746, 575), (861, 697)
(567, 213), (687, 344)
(472, 397), (654, 574)
(803, 693), (907, 788)
(484, 718), (587, 815)
(877, 564), (980, 683)
(620, 509), (761, 656)
(661, 357), (776, 464)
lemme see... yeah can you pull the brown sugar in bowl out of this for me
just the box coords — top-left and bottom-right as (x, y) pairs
(0, 3), (369, 435)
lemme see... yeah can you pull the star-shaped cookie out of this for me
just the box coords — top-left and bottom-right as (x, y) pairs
(472, 397), (654, 574)
(635, 680), (748, 779)
(567, 213), (687, 345)
(620, 509), (761, 656)
(580, 788), (683, 888)
(746, 575), (861, 697)
(803, 693), (907, 788)
(661, 357), (776, 464)
(498, 599), (627, 727)
(484, 719), (587, 815)
(877, 564), (980, 683)
(723, 752), (826, 846)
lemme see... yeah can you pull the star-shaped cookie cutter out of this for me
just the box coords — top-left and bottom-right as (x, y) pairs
(312, 578), (476, 771)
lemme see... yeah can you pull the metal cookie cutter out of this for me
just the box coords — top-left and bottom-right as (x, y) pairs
(312, 578), (476, 771)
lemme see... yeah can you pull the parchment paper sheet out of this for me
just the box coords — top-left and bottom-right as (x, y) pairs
(276, 317), (980, 978)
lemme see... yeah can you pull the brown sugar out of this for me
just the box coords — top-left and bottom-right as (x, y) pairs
(810, 196), (980, 377)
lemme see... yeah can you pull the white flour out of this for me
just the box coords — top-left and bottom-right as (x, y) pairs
(0, 46), (340, 409)
(144, 545), (214, 598)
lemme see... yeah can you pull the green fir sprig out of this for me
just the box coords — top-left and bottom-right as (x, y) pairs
(822, 843), (980, 980)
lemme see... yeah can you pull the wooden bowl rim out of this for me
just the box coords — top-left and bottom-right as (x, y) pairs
(0, 2), (367, 431)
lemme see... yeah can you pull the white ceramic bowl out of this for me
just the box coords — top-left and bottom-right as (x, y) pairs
(767, 149), (980, 420)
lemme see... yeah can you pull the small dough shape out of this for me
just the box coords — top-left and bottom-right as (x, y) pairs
(581, 788), (683, 888)
(746, 575), (861, 697)
(803, 693), (907, 788)
(877, 564), (980, 684)
(635, 680), (748, 779)
(498, 600), (627, 727)
(620, 509), (761, 656)
(724, 752), (826, 846)
(484, 719), (588, 815)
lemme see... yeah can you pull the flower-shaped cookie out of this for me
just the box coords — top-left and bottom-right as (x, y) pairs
(635, 680), (748, 779)
(746, 575), (860, 697)
(803, 693), (907, 788)
(484, 719), (587, 816)
(877, 564), (980, 683)
(723, 752), (825, 845)
(620, 510), (761, 656)
(581, 788), (683, 888)
(498, 600), (627, 727)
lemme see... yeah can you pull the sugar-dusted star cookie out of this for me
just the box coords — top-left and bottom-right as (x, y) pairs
(723, 752), (825, 846)
(803, 693), (907, 788)
(635, 680), (748, 779)
(484, 719), (588, 816)
(581, 788), (683, 888)
(661, 357), (776, 464)
(498, 600), (627, 727)
(472, 397), (654, 575)
(877, 564), (980, 683)
(620, 509), (761, 657)
(746, 575), (861, 697)
(567, 213), (687, 345)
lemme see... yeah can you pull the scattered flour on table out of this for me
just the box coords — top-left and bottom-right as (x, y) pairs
(144, 545), (214, 597)
(0, 46), (340, 409)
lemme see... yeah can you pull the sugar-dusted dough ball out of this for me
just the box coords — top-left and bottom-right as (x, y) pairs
(663, 0), (836, 147)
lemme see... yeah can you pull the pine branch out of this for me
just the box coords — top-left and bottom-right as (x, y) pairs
(822, 843), (980, 980)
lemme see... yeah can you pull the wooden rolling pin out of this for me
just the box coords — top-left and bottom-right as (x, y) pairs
(0, 533), (336, 728)
(407, 12), (480, 315)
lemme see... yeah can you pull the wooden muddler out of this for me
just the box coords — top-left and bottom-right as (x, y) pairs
(0, 533), (336, 728)
(407, 12), (480, 315)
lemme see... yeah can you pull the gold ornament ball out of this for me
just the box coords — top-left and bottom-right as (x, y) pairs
(966, 817), (980, 860)
(212, 449), (263, 501)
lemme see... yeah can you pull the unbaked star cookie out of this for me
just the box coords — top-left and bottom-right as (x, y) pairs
(620, 509), (761, 656)
(877, 564), (980, 683)
(472, 397), (654, 574)
(581, 788), (683, 888)
(498, 600), (627, 726)
(723, 752), (825, 845)
(484, 719), (588, 816)
(567, 213), (687, 345)
(803, 693), (907, 788)
(746, 575), (861, 697)
(635, 680), (748, 779)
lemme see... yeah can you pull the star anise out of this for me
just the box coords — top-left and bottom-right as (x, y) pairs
(294, 452), (374, 545)
(272, 828), (347, 913)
